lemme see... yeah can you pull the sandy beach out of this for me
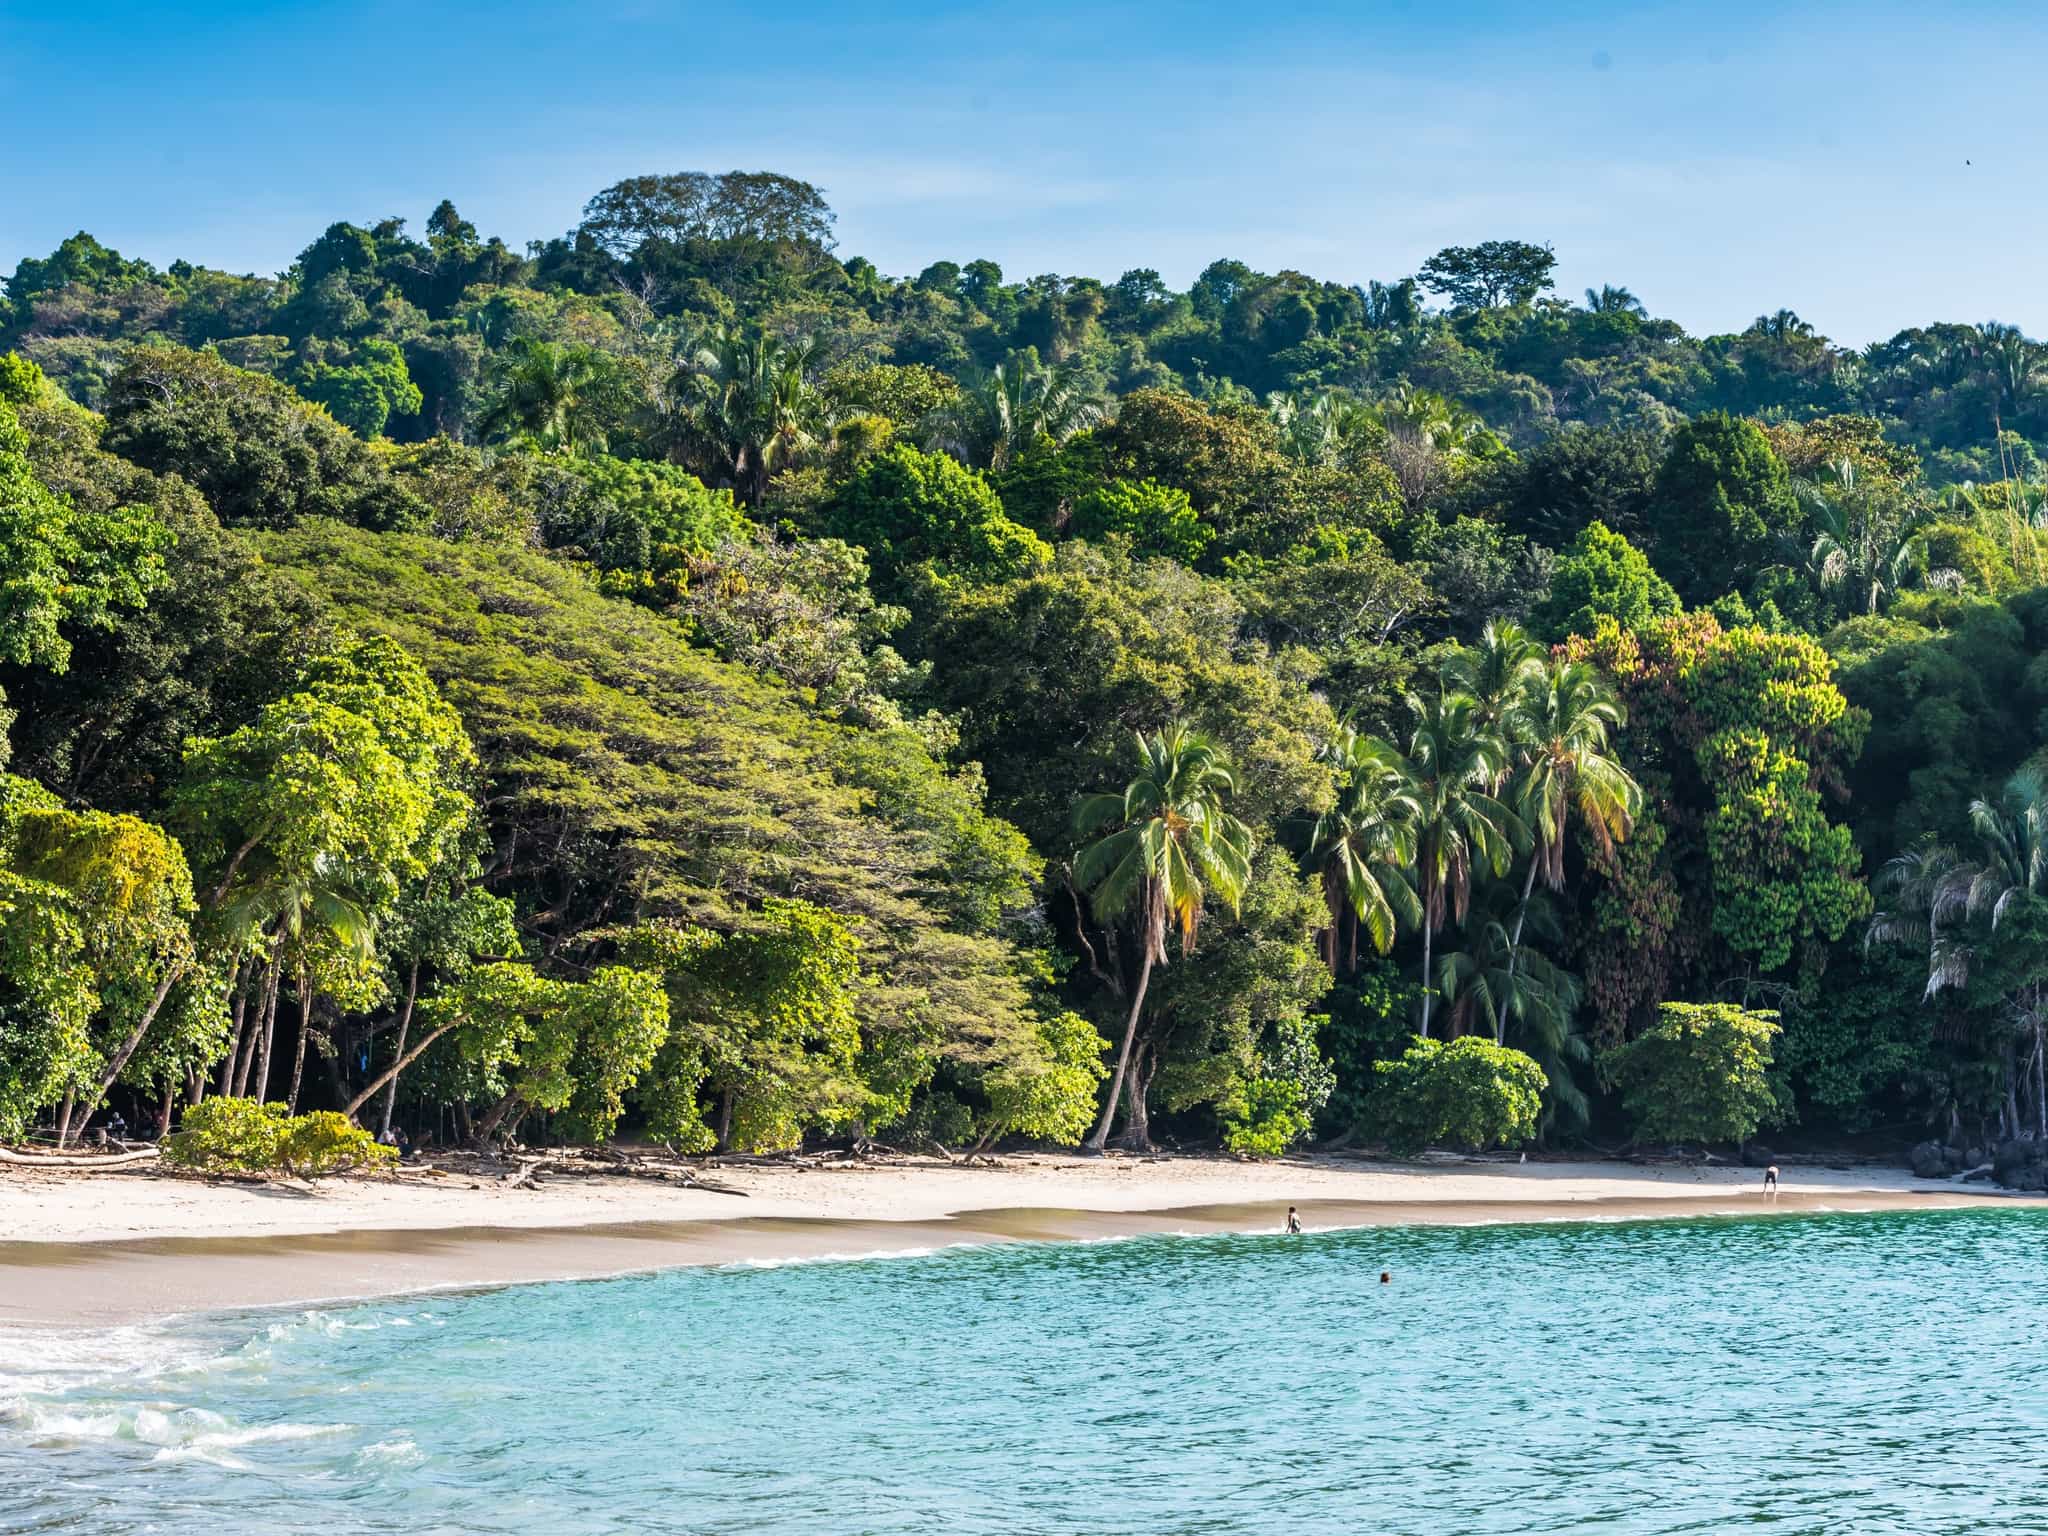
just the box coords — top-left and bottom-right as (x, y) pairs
(0, 1153), (2016, 1327)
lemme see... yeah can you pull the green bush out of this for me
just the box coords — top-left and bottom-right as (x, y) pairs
(1603, 1001), (1782, 1146)
(1366, 1037), (1547, 1156)
(277, 1110), (397, 1177)
(164, 1097), (395, 1178)
(1218, 1076), (1313, 1158)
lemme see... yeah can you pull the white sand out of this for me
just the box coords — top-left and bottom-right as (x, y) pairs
(0, 1152), (1963, 1246)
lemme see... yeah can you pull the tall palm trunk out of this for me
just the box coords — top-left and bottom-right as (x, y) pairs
(2036, 1016), (2047, 1142)
(1495, 857), (1541, 1045)
(246, 953), (283, 1101)
(1085, 947), (1156, 1152)
(1123, 1042), (1155, 1151)
(1419, 909), (1436, 1040)
(286, 972), (312, 1114)
(218, 960), (248, 1096)
(2005, 1035), (2022, 1143)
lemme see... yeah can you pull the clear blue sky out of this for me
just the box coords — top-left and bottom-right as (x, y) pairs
(4, 1), (2042, 345)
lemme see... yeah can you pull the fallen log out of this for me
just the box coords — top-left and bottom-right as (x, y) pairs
(0, 1144), (161, 1169)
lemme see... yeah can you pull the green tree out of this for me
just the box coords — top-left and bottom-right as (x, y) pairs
(1071, 724), (1255, 1150)
(941, 354), (1104, 471)
(1793, 458), (1953, 619)
(101, 345), (423, 530)
(662, 326), (822, 504)
(1068, 478), (1212, 564)
(292, 339), (423, 439)
(1366, 1036), (1547, 1154)
(1869, 767), (2048, 1140)
(1416, 240), (1557, 310)
(627, 900), (866, 1151)
(0, 782), (208, 1144)
(974, 1010), (1108, 1151)
(825, 444), (1050, 592)
(1604, 1001), (1782, 1146)
(1532, 520), (1680, 640)
(0, 396), (168, 707)
(476, 336), (636, 455)
(1395, 691), (1521, 1038)
(1308, 728), (1420, 973)
(1645, 412), (1798, 604)
(1496, 657), (1639, 1040)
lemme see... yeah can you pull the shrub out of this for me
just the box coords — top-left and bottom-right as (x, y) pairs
(164, 1097), (395, 1178)
(277, 1110), (397, 1177)
(162, 1097), (289, 1172)
(1366, 1037), (1547, 1156)
(1603, 1001), (1782, 1146)
(1218, 1076), (1313, 1158)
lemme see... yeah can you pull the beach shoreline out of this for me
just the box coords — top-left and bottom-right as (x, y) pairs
(0, 1154), (2023, 1328)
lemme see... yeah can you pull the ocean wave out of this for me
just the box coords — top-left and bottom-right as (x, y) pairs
(354, 1436), (424, 1468)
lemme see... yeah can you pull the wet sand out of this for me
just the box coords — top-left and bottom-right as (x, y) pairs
(0, 1179), (2014, 1328)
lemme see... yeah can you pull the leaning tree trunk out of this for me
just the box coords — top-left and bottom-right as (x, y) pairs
(246, 954), (284, 1101)
(343, 1017), (461, 1122)
(60, 962), (185, 1145)
(379, 964), (421, 1140)
(473, 1090), (523, 1147)
(217, 961), (249, 1097)
(1085, 949), (1157, 1152)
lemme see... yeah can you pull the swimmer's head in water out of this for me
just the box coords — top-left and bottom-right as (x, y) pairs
(1380, 1272), (1390, 1284)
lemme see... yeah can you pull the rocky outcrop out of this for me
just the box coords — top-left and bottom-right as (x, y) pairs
(1913, 1137), (2048, 1190)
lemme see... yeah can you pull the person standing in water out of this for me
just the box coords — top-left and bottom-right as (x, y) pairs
(1286, 1207), (1302, 1234)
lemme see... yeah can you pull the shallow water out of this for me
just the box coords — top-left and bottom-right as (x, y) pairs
(4, 1208), (2046, 1534)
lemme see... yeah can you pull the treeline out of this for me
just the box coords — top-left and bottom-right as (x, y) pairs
(5, 170), (2048, 1168)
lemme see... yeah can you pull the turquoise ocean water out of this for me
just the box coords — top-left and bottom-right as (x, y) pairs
(4, 1208), (2047, 1534)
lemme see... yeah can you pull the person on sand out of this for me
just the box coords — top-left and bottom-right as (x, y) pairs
(1286, 1207), (1302, 1234)
(1763, 1164), (1780, 1196)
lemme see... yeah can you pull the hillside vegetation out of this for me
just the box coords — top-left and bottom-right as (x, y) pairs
(6, 171), (2048, 1170)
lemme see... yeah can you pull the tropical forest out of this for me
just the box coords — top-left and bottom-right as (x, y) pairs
(9, 171), (2048, 1183)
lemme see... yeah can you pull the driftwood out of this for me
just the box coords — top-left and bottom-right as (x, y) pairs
(490, 1148), (751, 1197)
(0, 1144), (160, 1169)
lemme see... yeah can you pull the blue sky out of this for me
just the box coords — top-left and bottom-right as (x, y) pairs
(4, 1), (2043, 345)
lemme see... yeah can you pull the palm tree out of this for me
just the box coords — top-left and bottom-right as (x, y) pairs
(1435, 882), (1582, 1053)
(1368, 386), (1502, 513)
(1797, 459), (1955, 616)
(1269, 391), (1382, 469)
(476, 337), (614, 453)
(1977, 322), (2041, 413)
(1072, 724), (1255, 1150)
(1584, 285), (1644, 316)
(1443, 621), (1545, 736)
(663, 325), (822, 502)
(1400, 691), (1522, 1038)
(215, 852), (375, 1108)
(1309, 728), (1421, 974)
(1497, 658), (1639, 1039)
(943, 354), (1103, 470)
(1870, 768), (2048, 1140)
